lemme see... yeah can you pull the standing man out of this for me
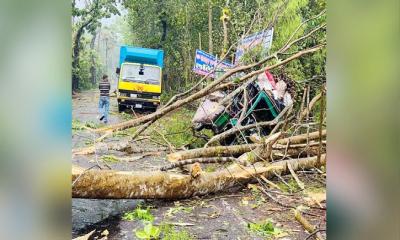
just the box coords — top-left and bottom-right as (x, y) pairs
(99, 74), (111, 124)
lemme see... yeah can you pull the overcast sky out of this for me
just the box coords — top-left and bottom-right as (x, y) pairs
(74, 0), (126, 27)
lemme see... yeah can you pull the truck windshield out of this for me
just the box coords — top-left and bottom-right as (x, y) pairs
(121, 64), (161, 85)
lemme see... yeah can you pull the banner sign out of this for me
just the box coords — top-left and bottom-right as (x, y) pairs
(235, 28), (274, 64)
(193, 49), (233, 78)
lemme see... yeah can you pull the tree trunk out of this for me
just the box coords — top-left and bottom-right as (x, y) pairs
(72, 154), (326, 199)
(220, 5), (229, 57)
(72, 26), (85, 91)
(222, 19), (228, 56)
(161, 157), (237, 171)
(72, 12), (96, 91)
(90, 32), (97, 85)
(277, 129), (326, 145)
(208, 0), (213, 54)
(167, 143), (259, 162)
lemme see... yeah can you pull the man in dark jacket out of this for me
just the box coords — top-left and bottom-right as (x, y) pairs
(98, 74), (111, 124)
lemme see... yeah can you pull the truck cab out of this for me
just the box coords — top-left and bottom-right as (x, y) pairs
(116, 46), (164, 112)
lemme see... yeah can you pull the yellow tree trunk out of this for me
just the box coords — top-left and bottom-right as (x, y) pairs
(72, 154), (325, 199)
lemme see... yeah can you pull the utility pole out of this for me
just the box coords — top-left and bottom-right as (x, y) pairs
(208, 0), (213, 54)
(199, 32), (202, 50)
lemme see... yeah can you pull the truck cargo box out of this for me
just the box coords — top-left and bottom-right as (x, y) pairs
(119, 46), (164, 68)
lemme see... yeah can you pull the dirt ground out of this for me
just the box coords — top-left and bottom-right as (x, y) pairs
(72, 90), (326, 240)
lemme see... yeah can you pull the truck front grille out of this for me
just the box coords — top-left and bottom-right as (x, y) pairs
(119, 90), (159, 99)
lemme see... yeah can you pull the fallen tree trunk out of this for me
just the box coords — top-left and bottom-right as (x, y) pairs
(294, 208), (324, 240)
(72, 141), (132, 155)
(168, 131), (326, 162)
(273, 141), (326, 149)
(277, 130), (326, 145)
(167, 143), (259, 162)
(238, 142), (324, 164)
(160, 157), (237, 171)
(73, 142), (167, 156)
(72, 154), (325, 199)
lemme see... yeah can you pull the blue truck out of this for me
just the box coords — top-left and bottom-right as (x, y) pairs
(116, 46), (164, 112)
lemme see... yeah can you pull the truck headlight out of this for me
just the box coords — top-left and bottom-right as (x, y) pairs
(152, 95), (160, 99)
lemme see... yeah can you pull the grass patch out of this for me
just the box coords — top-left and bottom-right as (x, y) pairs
(84, 120), (101, 129)
(276, 178), (301, 193)
(120, 111), (134, 120)
(124, 204), (195, 239)
(135, 223), (161, 239)
(123, 205), (155, 222)
(101, 155), (119, 163)
(72, 119), (86, 131)
(151, 108), (213, 148)
(72, 119), (101, 131)
(165, 202), (193, 217)
(112, 130), (130, 137)
(161, 224), (194, 240)
(125, 204), (194, 239)
(247, 219), (286, 239)
(112, 127), (138, 138)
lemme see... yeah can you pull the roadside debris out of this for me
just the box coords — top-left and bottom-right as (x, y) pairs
(72, 15), (326, 202)
(192, 70), (293, 145)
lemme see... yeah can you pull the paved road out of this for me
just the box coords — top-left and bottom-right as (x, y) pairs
(71, 90), (326, 240)
(72, 90), (166, 237)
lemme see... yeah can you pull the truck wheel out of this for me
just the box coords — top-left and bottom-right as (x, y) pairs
(118, 104), (126, 113)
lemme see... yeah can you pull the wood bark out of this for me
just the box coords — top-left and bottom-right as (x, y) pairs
(277, 130), (326, 145)
(161, 157), (237, 171)
(208, 0), (213, 54)
(237, 132), (281, 164)
(221, 15), (228, 56)
(167, 143), (259, 162)
(72, 141), (167, 156)
(294, 209), (324, 240)
(72, 154), (325, 199)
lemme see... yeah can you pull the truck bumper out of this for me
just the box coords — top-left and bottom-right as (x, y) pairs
(118, 97), (160, 110)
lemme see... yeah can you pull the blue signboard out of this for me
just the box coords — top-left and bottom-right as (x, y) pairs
(193, 49), (233, 78)
(235, 28), (274, 64)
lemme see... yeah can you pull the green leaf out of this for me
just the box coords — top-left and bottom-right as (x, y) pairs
(135, 230), (149, 239)
(149, 226), (160, 237)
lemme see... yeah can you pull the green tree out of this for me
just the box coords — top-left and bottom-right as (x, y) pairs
(121, 0), (326, 96)
(72, 0), (119, 91)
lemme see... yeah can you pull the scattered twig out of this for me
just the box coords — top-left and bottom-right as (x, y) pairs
(153, 127), (176, 152)
(287, 162), (305, 190)
(294, 208), (324, 240)
(305, 229), (326, 240)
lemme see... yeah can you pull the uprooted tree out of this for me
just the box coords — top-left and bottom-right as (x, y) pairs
(72, 5), (326, 200)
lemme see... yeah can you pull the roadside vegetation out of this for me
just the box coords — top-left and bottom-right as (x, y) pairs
(121, 205), (195, 240)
